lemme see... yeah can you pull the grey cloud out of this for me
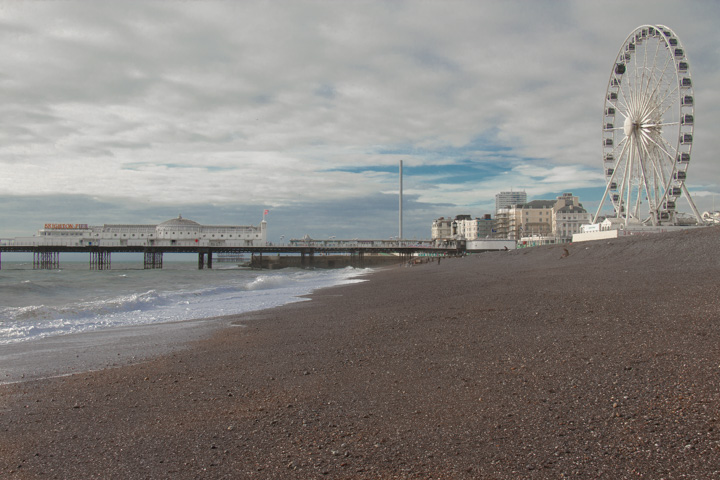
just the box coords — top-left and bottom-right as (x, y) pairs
(0, 0), (718, 239)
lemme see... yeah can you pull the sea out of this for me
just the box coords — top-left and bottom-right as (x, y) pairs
(0, 259), (370, 346)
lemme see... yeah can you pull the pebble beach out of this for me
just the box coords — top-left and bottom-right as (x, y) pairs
(1, 226), (719, 478)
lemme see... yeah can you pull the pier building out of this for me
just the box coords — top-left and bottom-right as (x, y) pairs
(15, 215), (267, 248)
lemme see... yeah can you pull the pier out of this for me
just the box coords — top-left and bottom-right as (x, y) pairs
(0, 239), (465, 270)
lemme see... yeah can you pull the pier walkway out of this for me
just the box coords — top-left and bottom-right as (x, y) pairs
(0, 239), (464, 270)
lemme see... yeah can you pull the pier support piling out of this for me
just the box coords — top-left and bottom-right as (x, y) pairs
(250, 252), (263, 269)
(197, 251), (212, 269)
(144, 251), (163, 269)
(300, 251), (315, 268)
(33, 251), (60, 270)
(89, 251), (111, 270)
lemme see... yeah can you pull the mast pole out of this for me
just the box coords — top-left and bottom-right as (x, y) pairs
(399, 160), (403, 240)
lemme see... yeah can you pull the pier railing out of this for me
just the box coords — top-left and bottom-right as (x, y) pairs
(0, 240), (465, 270)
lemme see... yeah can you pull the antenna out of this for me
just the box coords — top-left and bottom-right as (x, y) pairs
(399, 160), (403, 240)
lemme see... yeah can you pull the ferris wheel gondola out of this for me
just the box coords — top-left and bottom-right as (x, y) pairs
(594, 25), (703, 226)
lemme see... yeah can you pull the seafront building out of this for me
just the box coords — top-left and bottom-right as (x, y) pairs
(460, 214), (494, 239)
(431, 217), (454, 239)
(494, 201), (554, 241)
(14, 215), (268, 247)
(431, 214), (494, 241)
(495, 190), (527, 214)
(494, 193), (591, 243)
(552, 196), (592, 238)
(511, 199), (556, 239)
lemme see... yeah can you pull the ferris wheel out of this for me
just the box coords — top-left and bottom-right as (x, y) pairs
(594, 25), (703, 226)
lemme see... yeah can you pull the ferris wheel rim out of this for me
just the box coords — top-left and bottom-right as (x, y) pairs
(598, 24), (697, 226)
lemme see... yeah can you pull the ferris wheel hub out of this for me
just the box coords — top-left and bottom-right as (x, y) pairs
(623, 115), (638, 136)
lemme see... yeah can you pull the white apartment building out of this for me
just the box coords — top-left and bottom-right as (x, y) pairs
(552, 204), (592, 239)
(495, 191), (527, 213)
(431, 217), (454, 240)
(455, 215), (494, 240)
(431, 214), (494, 240)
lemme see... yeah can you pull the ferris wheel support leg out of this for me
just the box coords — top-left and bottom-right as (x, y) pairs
(639, 160), (658, 226)
(681, 182), (704, 224)
(593, 182), (613, 224)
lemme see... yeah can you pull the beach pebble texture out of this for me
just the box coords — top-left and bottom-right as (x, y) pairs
(1, 226), (719, 478)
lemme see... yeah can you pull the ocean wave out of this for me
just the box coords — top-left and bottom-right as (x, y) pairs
(0, 266), (371, 344)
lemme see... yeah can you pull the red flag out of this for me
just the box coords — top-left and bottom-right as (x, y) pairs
(264, 209), (269, 215)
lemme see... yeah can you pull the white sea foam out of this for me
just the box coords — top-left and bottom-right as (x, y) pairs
(0, 264), (369, 344)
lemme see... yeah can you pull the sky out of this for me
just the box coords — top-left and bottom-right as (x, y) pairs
(1, 0), (719, 241)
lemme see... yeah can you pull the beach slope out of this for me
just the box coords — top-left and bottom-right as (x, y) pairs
(1, 227), (719, 478)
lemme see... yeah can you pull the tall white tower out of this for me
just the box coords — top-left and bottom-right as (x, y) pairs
(399, 160), (403, 240)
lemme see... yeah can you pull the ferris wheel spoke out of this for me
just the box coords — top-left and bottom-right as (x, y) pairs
(624, 136), (636, 221)
(613, 135), (630, 162)
(643, 136), (676, 193)
(656, 133), (679, 164)
(612, 139), (632, 211)
(616, 97), (631, 116)
(643, 133), (676, 171)
(638, 54), (673, 122)
(609, 135), (628, 158)
(634, 40), (648, 110)
(638, 133), (669, 196)
(647, 55), (674, 106)
(645, 158), (669, 223)
(644, 34), (663, 93)
(632, 48), (674, 128)
(637, 133), (657, 168)
(640, 37), (652, 94)
(632, 138), (647, 217)
(655, 85), (680, 117)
